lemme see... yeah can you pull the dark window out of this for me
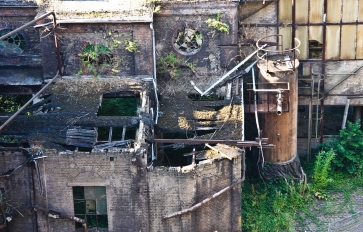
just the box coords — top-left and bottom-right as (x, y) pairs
(73, 186), (108, 230)
(0, 29), (26, 56)
(309, 40), (323, 59)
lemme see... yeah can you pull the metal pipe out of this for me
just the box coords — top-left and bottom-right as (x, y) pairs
(241, 77), (245, 141)
(0, 12), (53, 41)
(0, 12), (62, 75)
(150, 23), (159, 124)
(34, 19), (153, 27)
(276, 90), (283, 116)
(0, 71), (60, 131)
(200, 44), (267, 96)
(162, 149), (246, 221)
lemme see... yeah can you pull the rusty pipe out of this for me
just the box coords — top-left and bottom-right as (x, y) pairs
(0, 12), (62, 75)
(0, 71), (59, 131)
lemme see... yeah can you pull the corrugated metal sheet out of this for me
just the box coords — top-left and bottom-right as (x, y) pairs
(326, 25), (341, 59)
(279, 26), (292, 51)
(356, 25), (363, 58)
(279, 0), (292, 24)
(310, 0), (324, 23)
(341, 25), (356, 59)
(359, 0), (363, 22)
(296, 26), (308, 59)
(327, 0), (342, 23)
(296, 0), (308, 23)
(309, 26), (323, 44)
(342, 0), (357, 22)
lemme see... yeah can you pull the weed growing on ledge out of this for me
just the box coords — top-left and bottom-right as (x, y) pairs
(205, 11), (230, 36)
(157, 53), (195, 79)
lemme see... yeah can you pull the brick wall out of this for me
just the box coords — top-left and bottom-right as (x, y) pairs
(0, 149), (241, 232)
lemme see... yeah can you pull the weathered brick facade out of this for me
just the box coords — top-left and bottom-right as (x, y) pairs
(0, 149), (241, 232)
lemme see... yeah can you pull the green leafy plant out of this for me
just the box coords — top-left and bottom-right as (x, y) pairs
(157, 53), (195, 79)
(78, 44), (114, 78)
(124, 40), (139, 52)
(320, 120), (363, 174)
(205, 11), (230, 36)
(311, 150), (335, 199)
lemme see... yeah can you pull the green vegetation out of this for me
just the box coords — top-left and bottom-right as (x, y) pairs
(242, 120), (363, 231)
(97, 97), (137, 117)
(157, 53), (196, 79)
(77, 32), (139, 77)
(205, 11), (230, 36)
(0, 95), (31, 114)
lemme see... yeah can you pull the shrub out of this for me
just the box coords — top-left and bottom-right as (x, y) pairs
(320, 120), (363, 174)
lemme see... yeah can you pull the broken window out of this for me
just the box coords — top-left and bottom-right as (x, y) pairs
(0, 29), (26, 55)
(73, 186), (108, 230)
(172, 27), (203, 55)
(97, 96), (137, 117)
(97, 126), (136, 142)
(308, 40), (323, 59)
(0, 95), (32, 115)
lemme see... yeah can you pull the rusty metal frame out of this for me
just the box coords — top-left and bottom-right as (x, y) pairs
(0, 12), (62, 75)
(153, 139), (275, 148)
(256, 34), (301, 71)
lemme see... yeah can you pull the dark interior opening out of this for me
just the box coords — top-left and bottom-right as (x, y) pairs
(97, 96), (138, 116)
(309, 40), (323, 59)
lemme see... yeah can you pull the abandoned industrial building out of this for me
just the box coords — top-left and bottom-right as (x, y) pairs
(1, 0), (363, 231)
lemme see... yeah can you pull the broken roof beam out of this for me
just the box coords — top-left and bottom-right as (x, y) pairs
(75, 116), (139, 127)
(0, 71), (60, 132)
(153, 139), (274, 148)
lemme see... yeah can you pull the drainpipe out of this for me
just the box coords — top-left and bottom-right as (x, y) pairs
(150, 23), (159, 125)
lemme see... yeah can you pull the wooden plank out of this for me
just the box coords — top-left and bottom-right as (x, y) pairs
(357, 25), (363, 58)
(93, 140), (134, 149)
(327, 0), (342, 23)
(325, 25), (341, 60)
(205, 143), (232, 160)
(359, 0), (363, 22)
(310, 0), (324, 23)
(279, 0), (292, 24)
(296, 26), (308, 59)
(296, 0), (309, 23)
(342, 0), (357, 22)
(340, 25), (356, 59)
(66, 128), (97, 148)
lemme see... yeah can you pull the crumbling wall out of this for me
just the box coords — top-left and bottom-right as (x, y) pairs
(0, 149), (38, 232)
(39, 23), (153, 79)
(0, 148), (240, 232)
(148, 156), (241, 231)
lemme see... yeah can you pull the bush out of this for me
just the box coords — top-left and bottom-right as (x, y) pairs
(320, 120), (363, 174)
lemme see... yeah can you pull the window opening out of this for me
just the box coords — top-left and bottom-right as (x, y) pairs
(0, 95), (32, 115)
(97, 96), (137, 116)
(97, 126), (136, 142)
(73, 186), (108, 230)
(308, 40), (323, 59)
(0, 29), (26, 55)
(172, 27), (203, 55)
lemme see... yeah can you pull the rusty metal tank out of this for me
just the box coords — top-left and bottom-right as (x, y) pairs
(255, 35), (302, 180)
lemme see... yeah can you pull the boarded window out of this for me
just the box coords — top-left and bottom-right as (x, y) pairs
(73, 186), (108, 230)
